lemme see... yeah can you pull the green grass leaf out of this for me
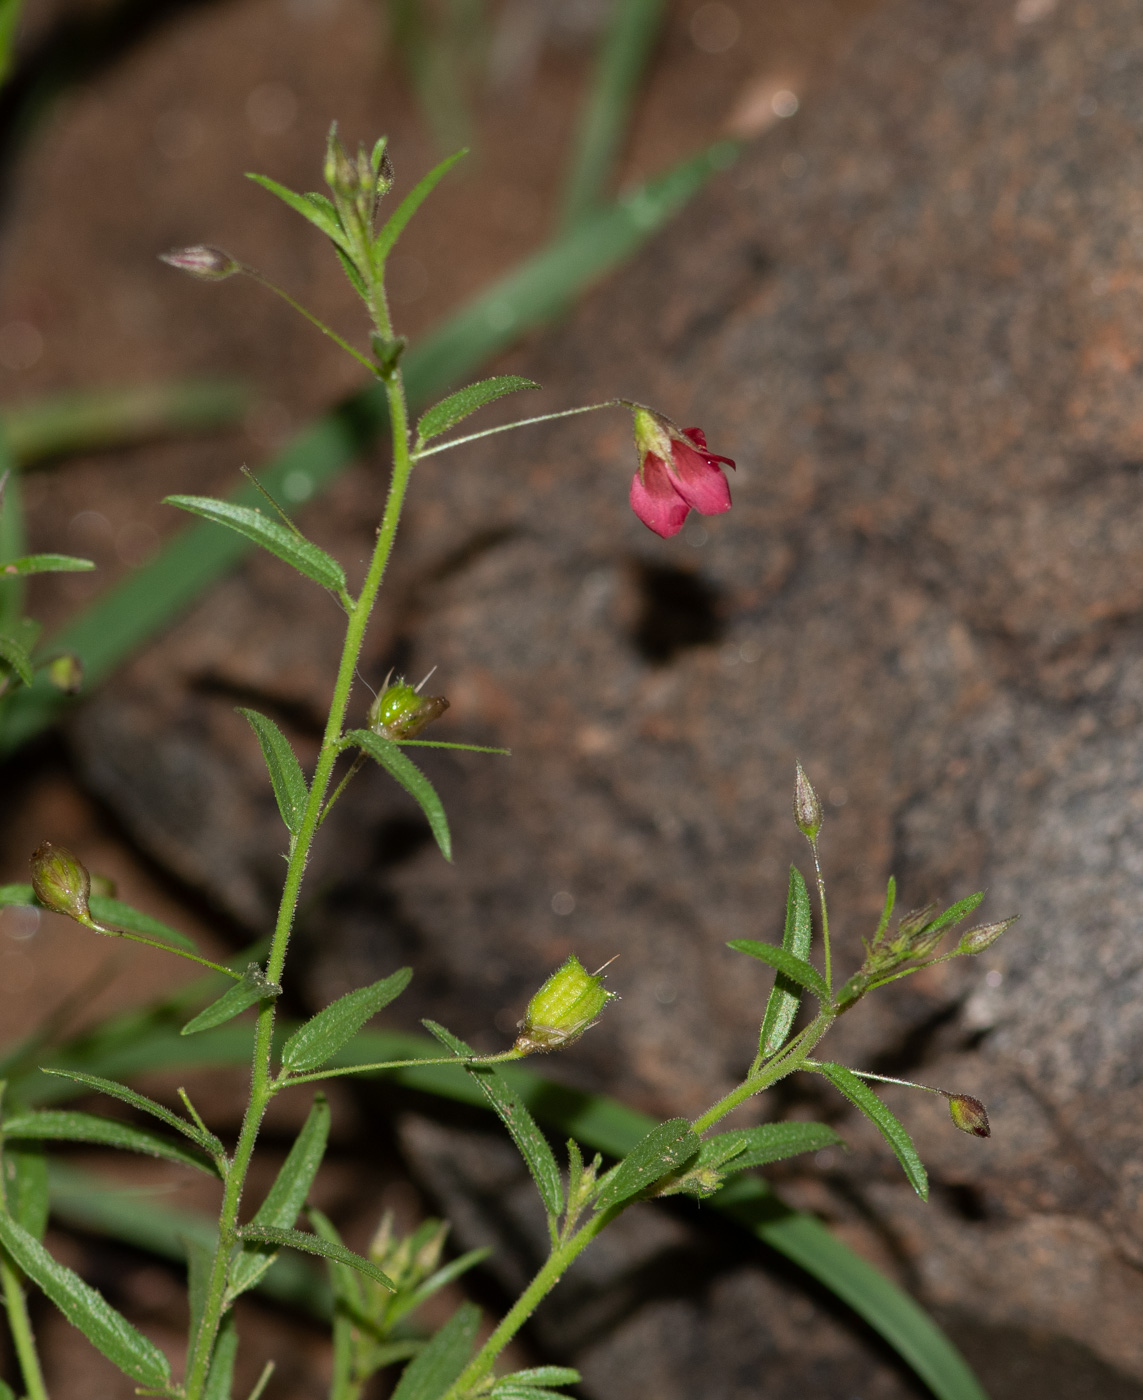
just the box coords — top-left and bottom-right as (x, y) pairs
(728, 938), (830, 1004)
(391, 1300), (480, 1400)
(0, 1211), (172, 1387)
(416, 375), (539, 444)
(345, 729), (451, 860)
(593, 1118), (699, 1213)
(281, 968), (412, 1074)
(812, 1061), (928, 1199)
(181, 963), (280, 1037)
(164, 495), (347, 593)
(759, 865), (814, 1057)
(238, 708), (309, 834)
(424, 1020), (563, 1220)
(247, 174), (349, 251)
(227, 1093), (330, 1300)
(1, 553), (94, 575)
(4, 1109), (218, 1175)
(40, 1069), (223, 1157)
(240, 1224), (394, 1291)
(373, 149), (468, 265)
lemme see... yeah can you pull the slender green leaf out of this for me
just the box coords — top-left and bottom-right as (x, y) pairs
(922, 891), (985, 938)
(247, 174), (349, 250)
(812, 1062), (928, 1199)
(728, 939), (830, 1003)
(0, 144), (737, 755)
(281, 968), (412, 1073)
(88, 896), (198, 952)
(415, 375), (539, 444)
(492, 1390), (572, 1400)
(396, 1245), (491, 1326)
(181, 964), (280, 1036)
(1, 553), (94, 575)
(374, 149), (467, 263)
(0, 1211), (172, 1386)
(0, 630), (31, 686)
(4, 1110), (217, 1175)
(872, 875), (897, 946)
(759, 866), (813, 1057)
(228, 1093), (330, 1299)
(593, 1118), (699, 1213)
(700, 1121), (844, 1175)
(163, 496), (346, 592)
(391, 1300), (481, 1400)
(241, 1225), (394, 1290)
(397, 739), (510, 753)
(308, 1207), (360, 1393)
(40, 1069), (222, 1157)
(493, 1368), (581, 1391)
(5, 1141), (48, 1240)
(0, 1379), (14, 1400)
(238, 708), (309, 834)
(346, 730), (450, 860)
(0, 0), (25, 88)
(334, 243), (368, 300)
(425, 1021), (563, 1218)
(307, 1206), (363, 1307)
(203, 1309), (239, 1400)
(560, 0), (668, 228)
(186, 1233), (214, 1347)
(0, 883), (33, 907)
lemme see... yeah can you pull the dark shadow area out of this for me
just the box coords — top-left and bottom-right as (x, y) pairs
(630, 560), (724, 665)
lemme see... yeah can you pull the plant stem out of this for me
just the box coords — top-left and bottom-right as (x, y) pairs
(276, 1048), (523, 1091)
(810, 837), (832, 993)
(0, 1253), (48, 1400)
(413, 401), (621, 458)
(184, 301), (417, 1396)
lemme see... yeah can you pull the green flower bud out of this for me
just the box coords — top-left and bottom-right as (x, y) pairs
(47, 653), (83, 695)
(793, 762), (823, 841)
(514, 955), (616, 1055)
(323, 122), (356, 199)
(30, 842), (96, 927)
(159, 245), (241, 281)
(945, 1092), (990, 1138)
(368, 678), (449, 740)
(957, 917), (1018, 955)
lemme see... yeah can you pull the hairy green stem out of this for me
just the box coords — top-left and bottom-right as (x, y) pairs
(413, 400), (621, 458)
(0, 1253), (48, 1400)
(276, 1048), (522, 1091)
(810, 837), (832, 992)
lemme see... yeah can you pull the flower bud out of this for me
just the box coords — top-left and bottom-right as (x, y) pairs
(957, 917), (1018, 955)
(30, 842), (96, 927)
(159, 245), (241, 281)
(47, 653), (83, 695)
(514, 955), (616, 1055)
(945, 1092), (990, 1138)
(793, 762), (823, 841)
(323, 123), (356, 199)
(368, 678), (449, 740)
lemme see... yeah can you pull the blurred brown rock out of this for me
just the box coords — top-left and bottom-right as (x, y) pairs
(72, 0), (1143, 1392)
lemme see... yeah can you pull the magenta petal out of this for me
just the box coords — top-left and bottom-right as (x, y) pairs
(666, 440), (732, 515)
(630, 456), (690, 537)
(682, 426), (708, 448)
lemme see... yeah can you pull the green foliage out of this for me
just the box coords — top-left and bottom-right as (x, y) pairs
(247, 174), (350, 251)
(0, 553), (93, 575)
(240, 1224), (394, 1290)
(239, 708), (310, 834)
(345, 729), (451, 859)
(759, 866), (814, 1057)
(812, 1062), (928, 1199)
(0, 1211), (172, 1387)
(181, 964), (281, 1037)
(593, 1119), (700, 1213)
(391, 1300), (481, 1400)
(728, 938), (831, 1004)
(41, 1070), (224, 1157)
(4, 1109), (218, 1175)
(698, 1121), (843, 1175)
(415, 375), (539, 445)
(203, 1311), (238, 1400)
(373, 149), (467, 265)
(280, 968), (412, 1074)
(5, 1142), (48, 1240)
(163, 495), (347, 593)
(492, 1368), (582, 1397)
(0, 631), (31, 686)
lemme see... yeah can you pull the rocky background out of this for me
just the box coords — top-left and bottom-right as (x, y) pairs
(4, 0), (1143, 1395)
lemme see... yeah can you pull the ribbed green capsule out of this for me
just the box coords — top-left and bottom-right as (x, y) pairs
(514, 955), (616, 1054)
(367, 679), (449, 740)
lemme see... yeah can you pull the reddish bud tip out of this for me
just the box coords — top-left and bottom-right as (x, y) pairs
(159, 245), (241, 281)
(30, 841), (95, 926)
(946, 1093), (990, 1138)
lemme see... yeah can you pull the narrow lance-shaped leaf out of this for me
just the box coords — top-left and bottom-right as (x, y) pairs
(181, 963), (281, 1037)
(5, 1141), (48, 1240)
(186, 1234), (215, 1348)
(345, 729), (451, 860)
(246, 173), (350, 250)
(227, 1092), (330, 1299)
(88, 894), (199, 951)
(0, 1211), (172, 1387)
(728, 938), (831, 1004)
(813, 1062), (928, 1200)
(425, 1021), (563, 1219)
(0, 631), (32, 686)
(759, 865), (813, 1057)
(871, 874), (897, 947)
(239, 708), (309, 834)
(390, 1300), (481, 1400)
(240, 1224), (394, 1291)
(698, 1121), (844, 1176)
(373, 149), (467, 264)
(593, 1118), (700, 1214)
(281, 967), (412, 1074)
(919, 891), (985, 940)
(164, 495), (346, 593)
(41, 1069), (223, 1157)
(492, 1368), (582, 1393)
(0, 553), (94, 576)
(4, 1109), (218, 1175)
(415, 375), (539, 444)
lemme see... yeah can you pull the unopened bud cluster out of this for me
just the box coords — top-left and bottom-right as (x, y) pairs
(324, 125), (394, 239)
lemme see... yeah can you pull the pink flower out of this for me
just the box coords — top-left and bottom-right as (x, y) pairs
(628, 407), (735, 538)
